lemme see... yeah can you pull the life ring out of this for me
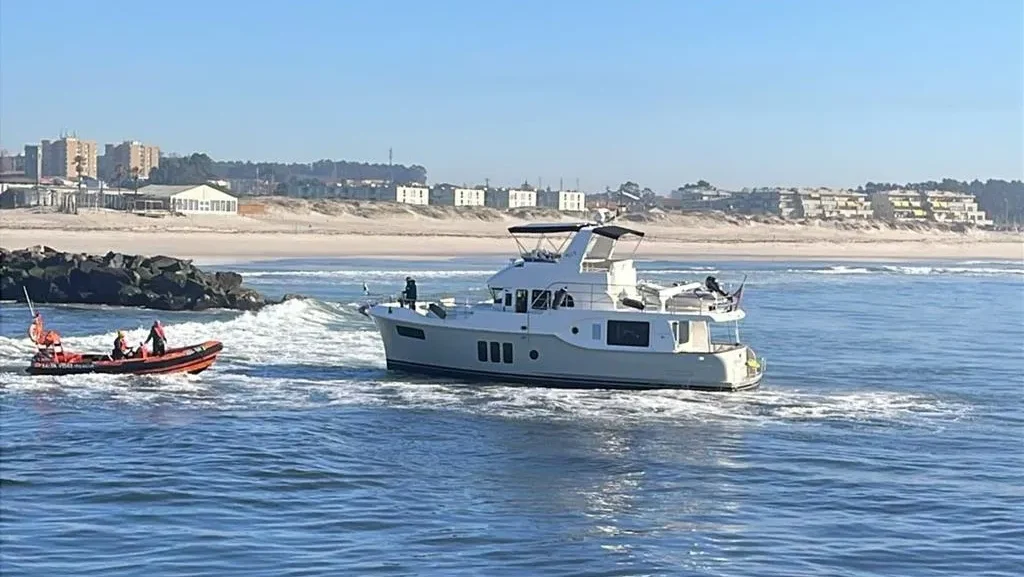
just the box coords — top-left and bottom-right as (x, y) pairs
(28, 319), (43, 344)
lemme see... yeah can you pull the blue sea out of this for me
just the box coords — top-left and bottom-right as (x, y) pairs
(1, 257), (1022, 576)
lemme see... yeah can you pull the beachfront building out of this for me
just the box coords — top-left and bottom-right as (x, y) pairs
(922, 191), (992, 226)
(486, 188), (537, 209)
(882, 190), (928, 221)
(377, 184), (429, 205)
(537, 190), (586, 212)
(136, 184), (239, 215)
(883, 189), (992, 226)
(793, 188), (873, 219)
(430, 185), (485, 207)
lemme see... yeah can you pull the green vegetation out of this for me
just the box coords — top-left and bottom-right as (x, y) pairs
(148, 154), (428, 187)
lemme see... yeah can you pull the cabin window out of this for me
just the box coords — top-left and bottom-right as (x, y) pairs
(477, 341), (488, 362)
(489, 287), (503, 303)
(514, 290), (528, 313)
(607, 320), (650, 347)
(489, 341), (501, 363)
(531, 290), (551, 310)
(502, 343), (513, 364)
(592, 323), (602, 341)
(673, 321), (690, 345)
(395, 325), (425, 340)
(504, 292), (512, 307)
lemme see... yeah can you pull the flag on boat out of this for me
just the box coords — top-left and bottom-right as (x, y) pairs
(730, 276), (747, 309)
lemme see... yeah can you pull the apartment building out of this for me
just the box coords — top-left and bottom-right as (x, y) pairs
(882, 190), (928, 221)
(793, 188), (872, 219)
(103, 140), (160, 179)
(924, 191), (992, 226)
(883, 190), (992, 226)
(485, 188), (536, 209)
(430, 185), (484, 207)
(537, 190), (586, 212)
(40, 137), (98, 179)
(23, 145), (41, 181)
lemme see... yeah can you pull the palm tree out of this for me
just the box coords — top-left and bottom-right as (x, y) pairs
(114, 163), (125, 210)
(131, 166), (140, 212)
(74, 155), (85, 213)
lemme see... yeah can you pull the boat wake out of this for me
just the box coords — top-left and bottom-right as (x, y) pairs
(0, 298), (970, 429)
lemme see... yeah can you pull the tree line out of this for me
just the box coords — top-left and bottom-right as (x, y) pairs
(148, 154), (428, 187)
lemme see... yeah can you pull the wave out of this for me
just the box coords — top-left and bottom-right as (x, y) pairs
(242, 269), (492, 280)
(791, 265), (1023, 277)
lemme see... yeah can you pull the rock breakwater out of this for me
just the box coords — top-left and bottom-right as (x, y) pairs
(1, 246), (270, 311)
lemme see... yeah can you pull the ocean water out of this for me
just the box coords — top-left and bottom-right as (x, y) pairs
(1, 257), (1022, 576)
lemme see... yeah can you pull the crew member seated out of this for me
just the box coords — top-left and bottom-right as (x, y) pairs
(705, 275), (729, 298)
(112, 330), (129, 360)
(401, 277), (417, 309)
(145, 320), (167, 356)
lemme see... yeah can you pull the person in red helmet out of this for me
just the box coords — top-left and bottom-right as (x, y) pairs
(145, 320), (168, 356)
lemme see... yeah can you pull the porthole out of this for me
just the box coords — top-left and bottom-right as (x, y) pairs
(529, 350), (539, 360)
(571, 326), (579, 334)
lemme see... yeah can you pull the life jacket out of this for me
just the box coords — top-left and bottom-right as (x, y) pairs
(153, 324), (166, 341)
(115, 336), (127, 351)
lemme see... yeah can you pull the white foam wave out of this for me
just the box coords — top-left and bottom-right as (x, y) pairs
(792, 265), (1022, 277)
(242, 269), (491, 280)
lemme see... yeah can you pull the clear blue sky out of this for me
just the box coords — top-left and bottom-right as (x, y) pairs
(1, 0), (1021, 191)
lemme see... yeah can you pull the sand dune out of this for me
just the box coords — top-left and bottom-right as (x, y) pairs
(1, 200), (1021, 263)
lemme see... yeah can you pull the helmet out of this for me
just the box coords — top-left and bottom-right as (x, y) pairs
(153, 320), (161, 326)
(118, 330), (125, 338)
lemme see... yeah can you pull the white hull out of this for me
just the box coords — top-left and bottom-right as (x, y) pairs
(371, 308), (763, 391)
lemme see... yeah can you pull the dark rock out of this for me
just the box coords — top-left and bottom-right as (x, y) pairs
(280, 293), (307, 302)
(1, 246), (270, 312)
(144, 255), (180, 271)
(78, 259), (100, 274)
(89, 268), (133, 300)
(104, 251), (125, 268)
(147, 270), (186, 295)
(214, 271), (244, 291)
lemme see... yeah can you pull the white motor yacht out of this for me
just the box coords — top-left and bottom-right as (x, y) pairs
(362, 221), (764, 391)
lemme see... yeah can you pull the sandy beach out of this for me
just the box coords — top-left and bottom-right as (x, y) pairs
(1, 202), (1021, 264)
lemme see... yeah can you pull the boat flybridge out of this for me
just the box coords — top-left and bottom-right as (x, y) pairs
(363, 220), (764, 391)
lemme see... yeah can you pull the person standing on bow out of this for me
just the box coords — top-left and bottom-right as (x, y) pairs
(145, 320), (168, 356)
(402, 276), (417, 309)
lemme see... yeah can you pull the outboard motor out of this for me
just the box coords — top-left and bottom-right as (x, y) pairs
(705, 276), (729, 298)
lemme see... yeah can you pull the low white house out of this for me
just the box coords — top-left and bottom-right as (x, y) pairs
(537, 190), (586, 212)
(136, 184), (239, 215)
(380, 184), (429, 205)
(486, 188), (537, 209)
(430, 185), (485, 207)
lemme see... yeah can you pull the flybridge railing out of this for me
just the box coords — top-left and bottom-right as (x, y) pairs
(364, 280), (744, 319)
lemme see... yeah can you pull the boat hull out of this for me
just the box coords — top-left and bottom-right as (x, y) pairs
(372, 315), (762, 392)
(26, 340), (224, 376)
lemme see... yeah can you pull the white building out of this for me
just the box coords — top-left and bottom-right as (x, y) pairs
(137, 184), (239, 215)
(430, 185), (485, 207)
(378, 184), (429, 205)
(486, 188), (536, 209)
(537, 190), (586, 212)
